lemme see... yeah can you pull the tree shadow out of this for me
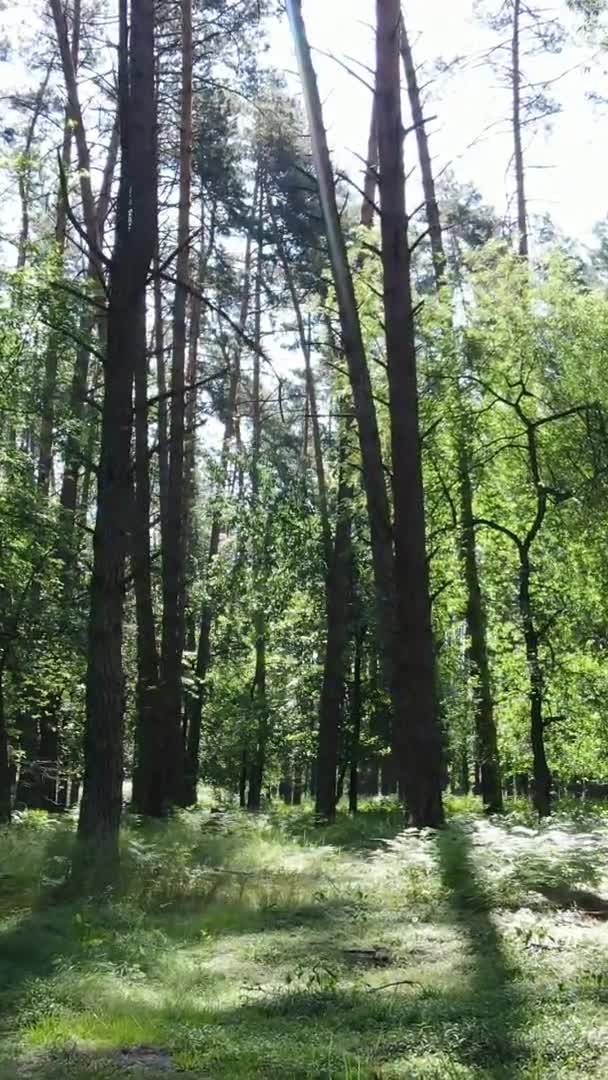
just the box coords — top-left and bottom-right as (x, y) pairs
(436, 823), (529, 1080)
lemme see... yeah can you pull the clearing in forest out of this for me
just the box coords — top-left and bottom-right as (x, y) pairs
(1, 799), (608, 1079)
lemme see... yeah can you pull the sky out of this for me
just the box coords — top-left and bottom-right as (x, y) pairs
(269, 0), (607, 250)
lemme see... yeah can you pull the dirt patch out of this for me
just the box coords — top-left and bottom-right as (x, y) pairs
(110, 1046), (174, 1071)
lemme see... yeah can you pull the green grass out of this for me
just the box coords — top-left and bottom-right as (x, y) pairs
(1, 797), (608, 1078)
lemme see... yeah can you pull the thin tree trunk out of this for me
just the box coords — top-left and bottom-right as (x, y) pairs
(18, 88), (75, 812)
(49, 0), (100, 259)
(349, 627), (365, 815)
(360, 97), (378, 229)
(512, 0), (528, 258)
(239, 750), (247, 808)
(28, 4), (116, 812)
(131, 290), (162, 815)
(247, 179), (268, 812)
(182, 195), (255, 806)
(153, 260), (169, 528)
(376, 0), (443, 826)
(0, 671), (10, 823)
(286, 0), (396, 717)
(399, 20), (445, 283)
(519, 551), (551, 815)
(16, 63), (53, 270)
(459, 454), (502, 810)
(159, 0), (193, 807)
(268, 198), (331, 569)
(316, 434), (353, 821)
(75, 0), (156, 879)
(293, 765), (303, 805)
(400, 10), (501, 813)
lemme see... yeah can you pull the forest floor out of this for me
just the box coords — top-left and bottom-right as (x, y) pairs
(1, 797), (608, 1080)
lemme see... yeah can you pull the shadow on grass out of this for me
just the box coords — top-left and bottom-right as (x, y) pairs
(436, 823), (528, 1080)
(5, 806), (606, 1078)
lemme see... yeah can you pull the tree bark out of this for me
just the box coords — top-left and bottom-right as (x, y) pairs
(159, 0), (193, 807)
(459, 453), (502, 810)
(316, 434), (353, 821)
(399, 19), (445, 283)
(153, 261), (169, 530)
(400, 10), (502, 813)
(360, 97), (378, 229)
(49, 0), (100, 260)
(519, 550), (551, 815)
(247, 179), (268, 812)
(0, 671), (10, 823)
(182, 195), (255, 806)
(512, 0), (528, 258)
(75, 0), (156, 879)
(16, 63), (53, 271)
(376, 0), (443, 826)
(131, 290), (163, 816)
(348, 626), (365, 815)
(269, 197), (332, 569)
(286, 0), (396, 723)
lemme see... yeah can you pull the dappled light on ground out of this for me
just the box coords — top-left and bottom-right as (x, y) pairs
(1, 800), (608, 1078)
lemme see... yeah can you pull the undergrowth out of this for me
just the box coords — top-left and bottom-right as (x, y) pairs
(0, 796), (607, 1078)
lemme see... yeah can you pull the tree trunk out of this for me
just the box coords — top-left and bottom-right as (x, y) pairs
(360, 97), (378, 228)
(182, 196), (255, 806)
(16, 63), (53, 271)
(75, 0), (156, 880)
(159, 0), (193, 808)
(316, 437), (353, 821)
(49, 0), (100, 259)
(519, 551), (551, 815)
(399, 20), (445, 283)
(269, 198), (331, 569)
(293, 766), (303, 805)
(131, 291), (163, 816)
(512, 0), (528, 258)
(247, 181), (268, 813)
(286, 0), (396, 740)
(349, 628), (365, 815)
(459, 453), (502, 811)
(376, 0), (443, 827)
(0, 672), (11, 823)
(239, 750), (248, 808)
(153, 259), (169, 528)
(400, 10), (501, 813)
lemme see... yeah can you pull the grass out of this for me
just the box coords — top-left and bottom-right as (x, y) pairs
(0, 797), (608, 1078)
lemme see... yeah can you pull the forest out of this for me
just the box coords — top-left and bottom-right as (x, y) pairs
(1, 0), (608, 1077)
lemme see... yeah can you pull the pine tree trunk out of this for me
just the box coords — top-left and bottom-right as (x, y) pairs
(153, 260), (169, 528)
(247, 184), (268, 813)
(400, 10), (501, 813)
(131, 291), (163, 816)
(286, 0), (396, 729)
(16, 64), (53, 271)
(269, 198), (331, 568)
(159, 0), (193, 807)
(348, 628), (364, 815)
(519, 552), (551, 815)
(75, 0), (156, 879)
(459, 452), (502, 811)
(183, 199), (254, 805)
(360, 98), (378, 229)
(400, 19), (445, 282)
(512, 0), (528, 258)
(0, 671), (11, 823)
(316, 438), (353, 821)
(376, 0), (443, 827)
